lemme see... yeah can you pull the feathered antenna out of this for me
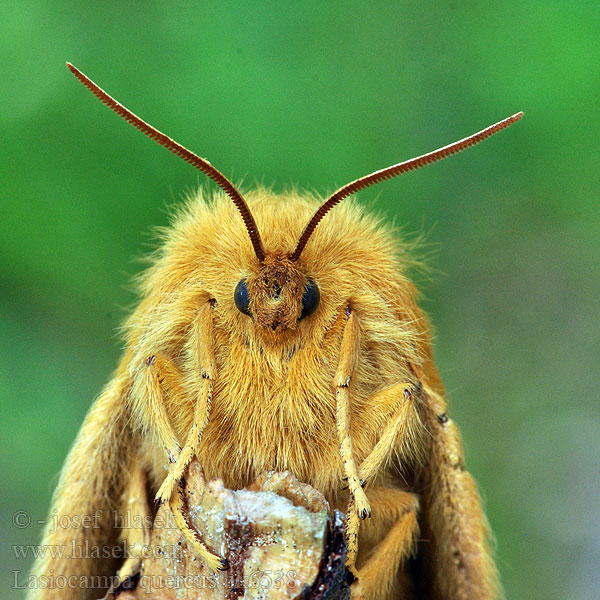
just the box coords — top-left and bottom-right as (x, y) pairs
(291, 111), (523, 261)
(67, 63), (266, 262)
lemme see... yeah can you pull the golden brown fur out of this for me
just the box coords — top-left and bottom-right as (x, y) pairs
(30, 189), (500, 599)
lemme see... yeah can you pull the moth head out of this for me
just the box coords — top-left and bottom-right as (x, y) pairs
(67, 63), (522, 336)
(234, 254), (320, 332)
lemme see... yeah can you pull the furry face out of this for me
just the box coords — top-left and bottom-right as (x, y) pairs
(125, 191), (424, 494)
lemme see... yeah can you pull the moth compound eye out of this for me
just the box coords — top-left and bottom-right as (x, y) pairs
(300, 278), (320, 320)
(234, 278), (251, 316)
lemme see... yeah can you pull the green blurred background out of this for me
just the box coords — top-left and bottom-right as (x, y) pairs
(2, 2), (598, 598)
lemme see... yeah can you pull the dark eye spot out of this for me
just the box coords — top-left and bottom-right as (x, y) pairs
(300, 278), (320, 320)
(234, 278), (251, 316)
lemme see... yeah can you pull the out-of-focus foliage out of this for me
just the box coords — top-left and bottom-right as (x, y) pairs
(1, 2), (598, 598)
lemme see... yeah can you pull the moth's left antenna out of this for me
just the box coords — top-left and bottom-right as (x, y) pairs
(66, 62), (266, 262)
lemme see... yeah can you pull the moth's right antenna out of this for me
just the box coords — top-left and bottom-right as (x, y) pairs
(291, 111), (523, 261)
(67, 63), (266, 263)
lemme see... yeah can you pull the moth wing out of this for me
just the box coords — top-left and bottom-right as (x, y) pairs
(411, 350), (501, 599)
(28, 365), (133, 600)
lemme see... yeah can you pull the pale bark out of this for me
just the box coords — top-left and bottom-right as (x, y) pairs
(110, 461), (350, 600)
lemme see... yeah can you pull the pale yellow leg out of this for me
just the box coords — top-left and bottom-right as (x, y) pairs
(117, 459), (151, 583)
(344, 385), (416, 576)
(143, 353), (183, 463)
(142, 303), (223, 570)
(336, 308), (371, 521)
(357, 383), (420, 485)
(169, 482), (228, 571)
(337, 327), (420, 576)
(345, 497), (361, 574)
(155, 302), (215, 503)
(351, 487), (419, 600)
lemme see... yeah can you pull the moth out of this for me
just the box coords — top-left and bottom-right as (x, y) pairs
(29, 63), (522, 600)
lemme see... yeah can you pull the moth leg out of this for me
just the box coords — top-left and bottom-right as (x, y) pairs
(143, 353), (225, 570)
(344, 380), (421, 579)
(155, 302), (215, 504)
(357, 383), (421, 486)
(116, 458), (151, 583)
(336, 308), (371, 520)
(345, 383), (419, 576)
(336, 306), (372, 578)
(142, 353), (184, 464)
(155, 389), (210, 503)
(345, 496), (360, 574)
(169, 481), (228, 571)
(351, 487), (419, 600)
(141, 304), (224, 572)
